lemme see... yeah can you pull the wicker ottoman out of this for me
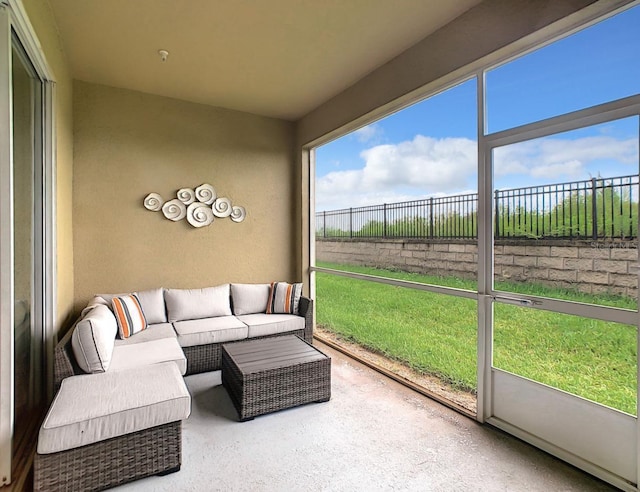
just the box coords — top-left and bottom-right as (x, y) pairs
(222, 335), (331, 421)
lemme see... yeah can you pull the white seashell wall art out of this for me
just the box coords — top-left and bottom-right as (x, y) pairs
(162, 199), (187, 221)
(176, 188), (196, 205)
(230, 206), (246, 223)
(195, 183), (216, 205)
(186, 202), (214, 228)
(212, 197), (232, 218)
(143, 193), (163, 211)
(144, 183), (246, 228)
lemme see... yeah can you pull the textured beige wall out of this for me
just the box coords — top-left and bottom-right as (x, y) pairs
(73, 81), (295, 311)
(22, 0), (75, 333)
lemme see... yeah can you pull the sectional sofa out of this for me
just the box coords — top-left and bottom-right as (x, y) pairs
(34, 282), (313, 491)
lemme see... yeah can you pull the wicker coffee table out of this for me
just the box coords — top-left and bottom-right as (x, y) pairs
(221, 335), (331, 421)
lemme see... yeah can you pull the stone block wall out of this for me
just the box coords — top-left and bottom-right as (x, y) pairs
(316, 238), (638, 299)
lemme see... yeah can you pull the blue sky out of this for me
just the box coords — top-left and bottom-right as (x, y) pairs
(316, 5), (640, 211)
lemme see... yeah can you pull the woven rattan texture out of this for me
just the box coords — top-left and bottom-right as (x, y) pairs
(53, 325), (81, 393)
(34, 421), (181, 491)
(299, 296), (313, 340)
(222, 338), (331, 420)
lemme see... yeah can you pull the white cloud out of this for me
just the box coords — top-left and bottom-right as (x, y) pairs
(316, 133), (638, 211)
(316, 191), (422, 212)
(494, 136), (638, 180)
(316, 135), (477, 210)
(353, 124), (383, 143)
(530, 160), (583, 179)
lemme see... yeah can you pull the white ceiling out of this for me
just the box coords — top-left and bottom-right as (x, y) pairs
(48, 0), (481, 121)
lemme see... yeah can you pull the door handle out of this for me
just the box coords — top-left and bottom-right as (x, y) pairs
(492, 295), (535, 307)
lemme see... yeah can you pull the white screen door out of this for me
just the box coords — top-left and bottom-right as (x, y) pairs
(482, 106), (640, 489)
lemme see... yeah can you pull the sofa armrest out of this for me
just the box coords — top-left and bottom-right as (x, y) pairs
(298, 296), (314, 343)
(53, 321), (84, 394)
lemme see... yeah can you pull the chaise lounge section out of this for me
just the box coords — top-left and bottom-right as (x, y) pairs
(35, 362), (190, 492)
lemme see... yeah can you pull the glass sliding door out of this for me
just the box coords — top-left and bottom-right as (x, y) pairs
(11, 38), (44, 461)
(0, 3), (53, 485)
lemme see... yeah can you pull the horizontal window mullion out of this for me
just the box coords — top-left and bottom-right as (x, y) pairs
(311, 266), (478, 300)
(483, 94), (640, 148)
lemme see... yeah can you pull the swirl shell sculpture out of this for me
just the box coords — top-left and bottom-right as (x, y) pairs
(195, 183), (217, 205)
(143, 193), (163, 211)
(186, 202), (214, 228)
(145, 183), (246, 228)
(177, 188), (196, 205)
(162, 199), (187, 221)
(212, 197), (232, 218)
(230, 205), (246, 223)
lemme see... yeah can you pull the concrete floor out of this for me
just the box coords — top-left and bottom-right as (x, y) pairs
(116, 342), (617, 491)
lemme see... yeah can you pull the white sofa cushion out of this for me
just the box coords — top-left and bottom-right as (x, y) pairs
(231, 283), (270, 315)
(165, 284), (231, 322)
(37, 362), (191, 454)
(237, 313), (305, 339)
(173, 316), (248, 347)
(97, 288), (167, 324)
(134, 288), (167, 324)
(71, 304), (117, 373)
(114, 322), (176, 346)
(109, 337), (187, 375)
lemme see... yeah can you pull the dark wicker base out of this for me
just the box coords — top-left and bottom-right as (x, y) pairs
(222, 336), (331, 420)
(34, 421), (182, 492)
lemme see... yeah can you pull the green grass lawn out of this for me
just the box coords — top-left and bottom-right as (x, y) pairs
(316, 262), (638, 415)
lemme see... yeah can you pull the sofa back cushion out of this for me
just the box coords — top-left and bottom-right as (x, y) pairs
(71, 304), (117, 373)
(134, 288), (166, 324)
(165, 284), (232, 322)
(231, 283), (270, 315)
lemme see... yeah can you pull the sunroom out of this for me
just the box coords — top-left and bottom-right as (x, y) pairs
(1, 0), (639, 490)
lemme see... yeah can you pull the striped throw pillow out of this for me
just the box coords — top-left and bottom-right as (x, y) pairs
(112, 294), (148, 339)
(266, 282), (303, 314)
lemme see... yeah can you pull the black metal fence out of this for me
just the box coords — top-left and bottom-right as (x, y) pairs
(316, 174), (639, 240)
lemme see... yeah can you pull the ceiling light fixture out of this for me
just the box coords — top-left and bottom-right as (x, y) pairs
(158, 49), (169, 62)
